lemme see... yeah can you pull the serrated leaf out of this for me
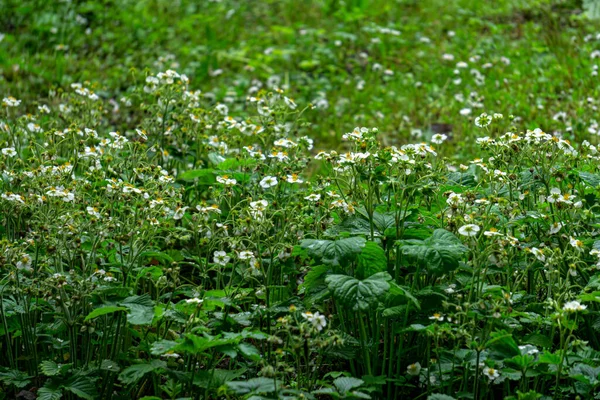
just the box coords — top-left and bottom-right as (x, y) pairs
(333, 376), (363, 394)
(0, 368), (32, 388)
(40, 361), (61, 376)
(64, 376), (97, 400)
(226, 377), (281, 395)
(119, 360), (166, 385)
(356, 241), (387, 279)
(325, 272), (391, 311)
(121, 294), (155, 325)
(428, 394), (457, 400)
(100, 360), (120, 373)
(485, 331), (520, 359)
(300, 236), (366, 266)
(37, 387), (63, 400)
(397, 229), (468, 274)
(84, 306), (127, 322)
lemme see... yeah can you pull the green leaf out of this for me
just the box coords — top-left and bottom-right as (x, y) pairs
(84, 306), (127, 322)
(100, 360), (120, 373)
(226, 377), (281, 395)
(150, 340), (178, 355)
(427, 395), (457, 400)
(485, 331), (520, 359)
(300, 236), (366, 266)
(0, 368), (32, 388)
(64, 376), (97, 400)
(326, 272), (391, 311)
(579, 171), (600, 188)
(40, 361), (62, 376)
(299, 265), (330, 294)
(397, 229), (468, 274)
(37, 387), (63, 400)
(356, 241), (387, 279)
(121, 294), (155, 325)
(178, 168), (216, 183)
(119, 360), (166, 385)
(193, 368), (247, 389)
(334, 376), (363, 394)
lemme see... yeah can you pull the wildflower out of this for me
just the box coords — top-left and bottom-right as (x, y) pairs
(216, 175), (237, 186)
(87, 207), (101, 218)
(431, 133), (448, 144)
(301, 311), (327, 331)
(1, 147), (16, 157)
(563, 301), (587, 312)
(474, 113), (491, 128)
(429, 312), (444, 322)
(304, 193), (321, 202)
(458, 224), (480, 237)
(2, 97), (21, 107)
(173, 206), (189, 220)
(484, 228), (502, 237)
(16, 254), (32, 271)
(260, 176), (278, 189)
(285, 174), (303, 184)
(213, 251), (231, 266)
(238, 251), (254, 260)
(185, 297), (204, 304)
(527, 247), (544, 262)
(549, 222), (563, 234)
(407, 362), (422, 376)
(483, 367), (500, 381)
(569, 236), (584, 250)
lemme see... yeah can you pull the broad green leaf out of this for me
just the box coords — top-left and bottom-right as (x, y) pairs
(584, 0), (600, 20)
(299, 265), (329, 294)
(226, 377), (281, 395)
(39, 361), (66, 377)
(0, 368), (32, 388)
(397, 229), (468, 274)
(64, 376), (97, 400)
(427, 395), (457, 400)
(119, 360), (166, 385)
(356, 241), (387, 279)
(300, 236), (366, 266)
(100, 360), (120, 373)
(121, 294), (155, 325)
(334, 376), (363, 394)
(178, 168), (216, 183)
(150, 339), (178, 355)
(485, 331), (520, 359)
(193, 368), (247, 389)
(326, 272), (391, 311)
(37, 387), (63, 400)
(84, 306), (127, 321)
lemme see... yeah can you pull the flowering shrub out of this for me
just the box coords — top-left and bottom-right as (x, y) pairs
(4, 1), (600, 399)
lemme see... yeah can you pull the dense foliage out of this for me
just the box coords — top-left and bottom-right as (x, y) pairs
(3, 1), (600, 399)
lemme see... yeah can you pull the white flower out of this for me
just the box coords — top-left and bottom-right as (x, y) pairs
(482, 367), (500, 381)
(16, 254), (32, 271)
(549, 222), (563, 234)
(213, 251), (231, 266)
(569, 236), (584, 250)
(458, 224), (480, 237)
(86, 207), (101, 219)
(474, 113), (491, 128)
(260, 176), (278, 189)
(459, 108), (472, 116)
(238, 251), (254, 260)
(173, 206), (189, 220)
(407, 362), (421, 376)
(304, 193), (321, 202)
(216, 175), (237, 186)
(429, 312), (444, 322)
(1, 147), (17, 157)
(530, 247), (545, 262)
(185, 297), (204, 304)
(2, 97), (21, 107)
(285, 174), (303, 184)
(301, 311), (327, 331)
(563, 300), (587, 312)
(431, 133), (448, 144)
